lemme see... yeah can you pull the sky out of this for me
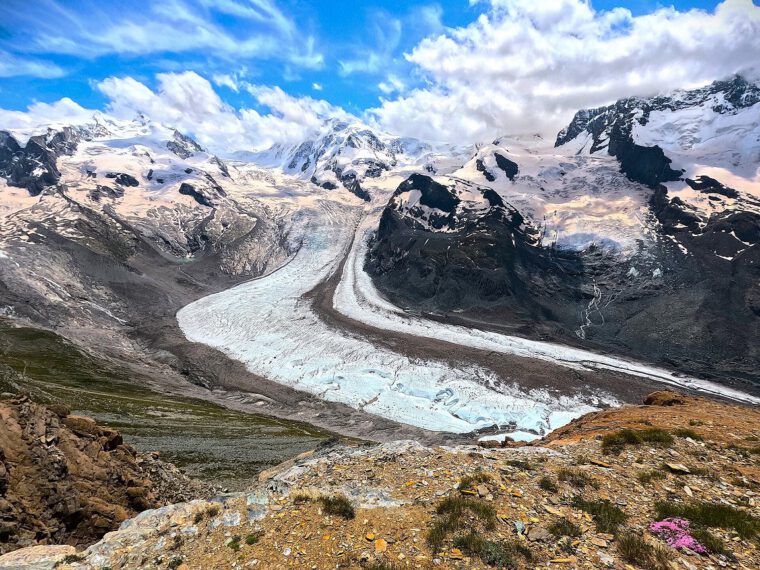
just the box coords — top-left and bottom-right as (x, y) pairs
(0, 0), (759, 152)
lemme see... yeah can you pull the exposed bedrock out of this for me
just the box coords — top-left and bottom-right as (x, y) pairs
(367, 173), (760, 392)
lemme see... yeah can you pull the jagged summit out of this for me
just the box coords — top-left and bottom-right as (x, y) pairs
(555, 74), (760, 152)
(247, 117), (445, 201)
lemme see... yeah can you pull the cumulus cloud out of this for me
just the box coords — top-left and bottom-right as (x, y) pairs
(96, 72), (352, 152)
(0, 98), (95, 137)
(370, 0), (760, 142)
(241, 84), (354, 147)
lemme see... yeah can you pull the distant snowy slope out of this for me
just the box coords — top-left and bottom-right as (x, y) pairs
(555, 74), (760, 260)
(246, 118), (469, 201)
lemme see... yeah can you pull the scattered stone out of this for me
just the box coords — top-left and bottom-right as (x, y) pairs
(665, 463), (691, 474)
(527, 527), (552, 542)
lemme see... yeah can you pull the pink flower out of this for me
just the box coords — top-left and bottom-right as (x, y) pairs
(649, 518), (708, 555)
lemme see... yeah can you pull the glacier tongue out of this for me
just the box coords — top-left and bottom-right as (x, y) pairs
(176, 200), (610, 436)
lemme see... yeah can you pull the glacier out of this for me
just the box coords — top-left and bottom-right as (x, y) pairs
(178, 196), (760, 437)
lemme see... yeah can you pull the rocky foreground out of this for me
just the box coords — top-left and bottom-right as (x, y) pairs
(1, 392), (759, 570)
(0, 396), (212, 557)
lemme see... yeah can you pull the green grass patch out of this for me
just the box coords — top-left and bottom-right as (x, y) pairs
(673, 428), (704, 441)
(637, 469), (667, 485)
(571, 497), (627, 534)
(616, 530), (672, 570)
(548, 519), (582, 538)
(538, 476), (558, 493)
(427, 497), (497, 552)
(691, 528), (732, 558)
(558, 468), (598, 489)
(654, 501), (759, 539)
(319, 495), (355, 520)
(601, 428), (674, 454)
(505, 459), (534, 471)
(458, 472), (492, 492)
(453, 532), (532, 568)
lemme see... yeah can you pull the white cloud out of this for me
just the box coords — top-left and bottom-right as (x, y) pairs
(378, 74), (406, 95)
(0, 98), (94, 138)
(95, 72), (351, 152)
(370, 0), (760, 142)
(6, 0), (322, 70)
(312, 83), (323, 91)
(241, 84), (353, 147)
(212, 73), (241, 92)
(0, 51), (65, 79)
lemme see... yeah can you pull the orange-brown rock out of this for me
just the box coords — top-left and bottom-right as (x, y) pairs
(643, 390), (686, 406)
(0, 395), (210, 555)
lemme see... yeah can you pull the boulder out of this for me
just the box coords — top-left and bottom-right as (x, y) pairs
(643, 391), (686, 406)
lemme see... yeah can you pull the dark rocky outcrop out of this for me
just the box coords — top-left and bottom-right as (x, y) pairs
(338, 171), (370, 202)
(104, 172), (139, 187)
(0, 129), (81, 196)
(178, 183), (213, 207)
(493, 153), (518, 180)
(311, 176), (338, 190)
(475, 159), (496, 182)
(87, 185), (124, 202)
(368, 174), (584, 320)
(685, 175), (739, 199)
(166, 130), (204, 159)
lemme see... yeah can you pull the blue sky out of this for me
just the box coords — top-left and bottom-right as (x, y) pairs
(1, 0), (758, 148)
(0, 0), (740, 112)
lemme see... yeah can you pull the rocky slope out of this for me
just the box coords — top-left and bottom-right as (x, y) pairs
(367, 76), (760, 391)
(3, 391), (758, 569)
(0, 395), (211, 556)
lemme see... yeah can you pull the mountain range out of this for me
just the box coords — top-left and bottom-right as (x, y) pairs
(0, 75), (758, 445)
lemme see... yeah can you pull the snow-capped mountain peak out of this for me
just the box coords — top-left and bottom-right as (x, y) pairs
(246, 118), (447, 201)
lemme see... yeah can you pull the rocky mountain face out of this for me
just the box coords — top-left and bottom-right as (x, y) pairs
(367, 76), (760, 390)
(0, 127), (82, 196)
(4, 391), (758, 569)
(248, 118), (456, 201)
(0, 395), (210, 555)
(0, 117), (292, 368)
(368, 173), (586, 324)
